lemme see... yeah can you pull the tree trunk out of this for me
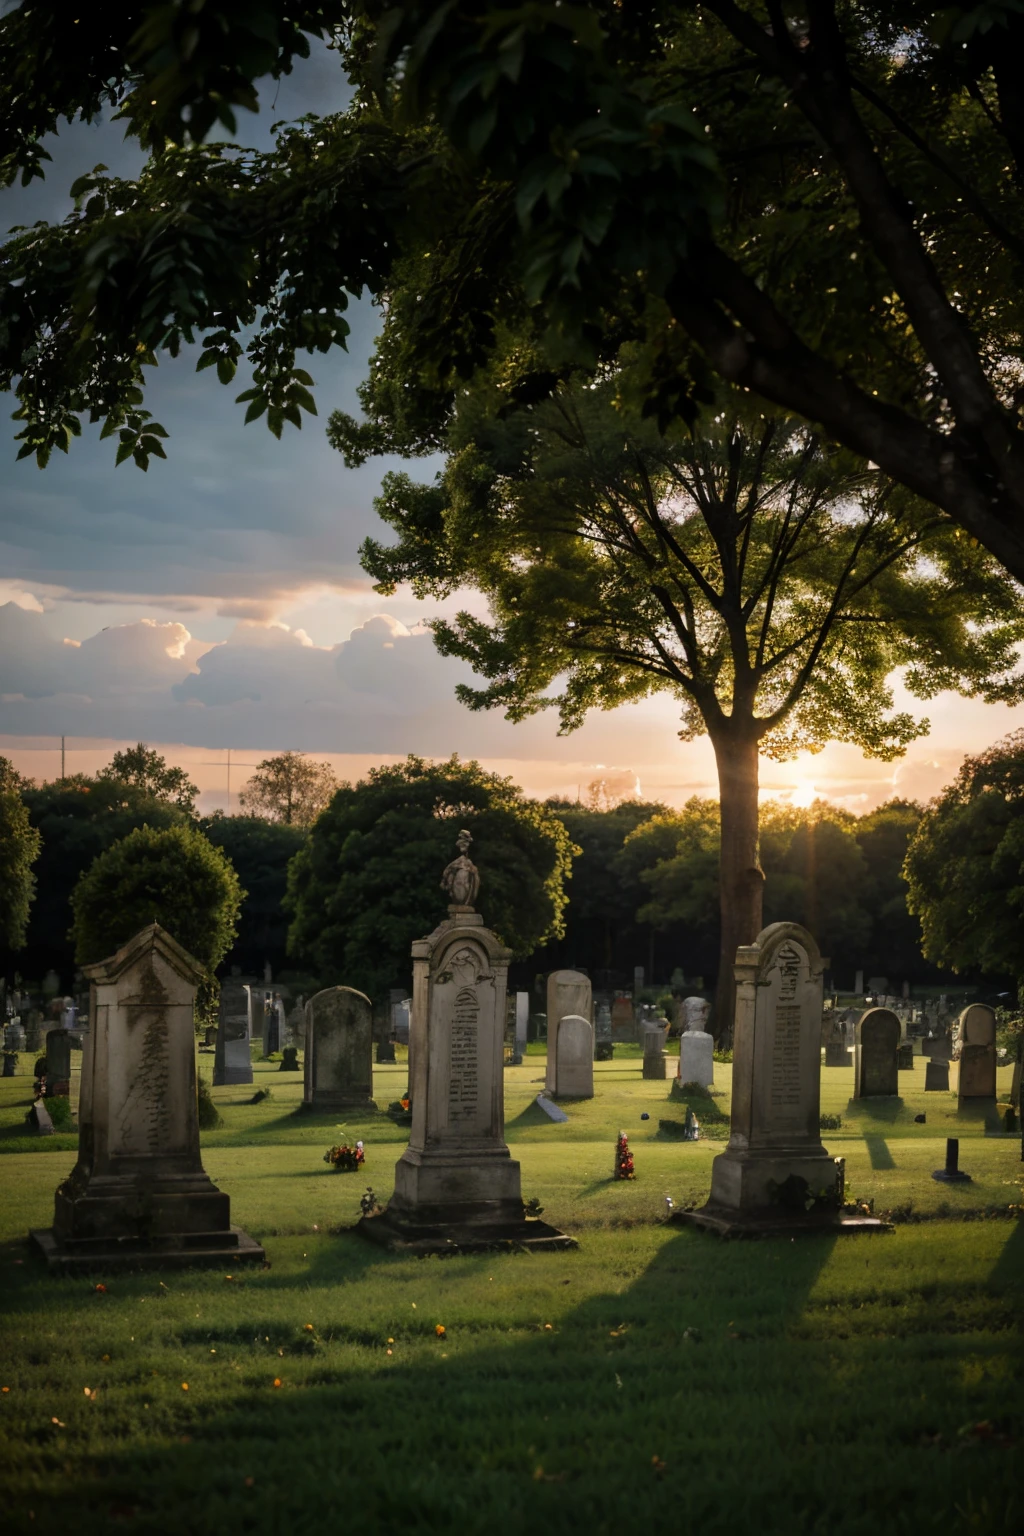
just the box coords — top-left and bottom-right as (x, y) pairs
(712, 731), (764, 1040)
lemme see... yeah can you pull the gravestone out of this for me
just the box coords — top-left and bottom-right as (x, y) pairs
(923, 1032), (953, 1062)
(213, 988), (253, 1087)
(545, 971), (592, 1092)
(279, 1045), (300, 1072)
(44, 1029), (72, 1097)
(554, 1015), (595, 1097)
(514, 992), (530, 1056)
(203, 1025), (218, 1049)
(358, 829), (572, 1252)
(610, 995), (635, 1041)
(642, 1023), (668, 1080)
(868, 975), (888, 996)
(262, 993), (281, 1057)
(925, 1060), (950, 1092)
(2, 1053), (16, 1077)
(680, 923), (875, 1234)
(30, 924), (264, 1272)
(27, 1100), (54, 1134)
(955, 1004), (997, 1105)
(25, 1012), (44, 1053)
(897, 1043), (914, 1071)
(5, 1022), (26, 1053)
(854, 1008), (901, 1098)
(678, 997), (714, 1088)
(302, 987), (375, 1112)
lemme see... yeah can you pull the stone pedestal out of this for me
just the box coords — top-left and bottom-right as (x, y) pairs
(302, 987), (374, 1112)
(642, 1024), (668, 1080)
(854, 1008), (901, 1098)
(554, 1015), (594, 1097)
(31, 925), (264, 1273)
(358, 873), (572, 1253)
(544, 970), (592, 1093)
(956, 1004), (996, 1106)
(678, 923), (884, 1236)
(678, 1030), (715, 1088)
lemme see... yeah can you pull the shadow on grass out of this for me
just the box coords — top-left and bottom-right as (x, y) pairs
(987, 1218), (1024, 1288)
(844, 1097), (905, 1123)
(6, 1217), (1024, 1535)
(865, 1136), (896, 1170)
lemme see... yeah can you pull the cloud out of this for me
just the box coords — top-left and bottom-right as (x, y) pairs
(0, 601), (692, 764)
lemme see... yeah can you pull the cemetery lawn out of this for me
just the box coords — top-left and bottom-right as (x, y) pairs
(0, 1055), (1020, 1534)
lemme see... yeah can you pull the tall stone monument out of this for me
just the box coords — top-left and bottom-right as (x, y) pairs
(677, 996), (714, 1088)
(544, 970), (592, 1092)
(31, 925), (264, 1272)
(854, 1008), (901, 1098)
(302, 986), (375, 1112)
(553, 1014), (594, 1097)
(955, 1004), (997, 1106)
(679, 923), (882, 1234)
(359, 830), (573, 1252)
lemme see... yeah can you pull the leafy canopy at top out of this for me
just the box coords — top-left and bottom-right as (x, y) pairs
(6, 5), (1024, 587)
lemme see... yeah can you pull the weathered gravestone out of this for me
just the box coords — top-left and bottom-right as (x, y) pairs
(678, 997), (714, 1088)
(30, 925), (264, 1272)
(302, 987), (375, 1112)
(27, 1100), (54, 1134)
(545, 971), (592, 1092)
(854, 1008), (901, 1098)
(44, 1028), (72, 1097)
(610, 994), (635, 1042)
(279, 1045), (300, 1072)
(925, 1060), (950, 1092)
(955, 1004), (997, 1106)
(923, 1031), (953, 1062)
(679, 923), (881, 1234)
(642, 1023), (668, 1080)
(897, 1042), (915, 1071)
(358, 830), (573, 1252)
(213, 987), (253, 1087)
(554, 1015), (595, 1097)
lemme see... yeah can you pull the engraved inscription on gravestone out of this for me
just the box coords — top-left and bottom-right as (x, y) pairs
(770, 942), (803, 1118)
(449, 988), (480, 1125)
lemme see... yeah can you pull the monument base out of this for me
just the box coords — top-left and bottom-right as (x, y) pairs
(672, 1207), (890, 1238)
(709, 1147), (838, 1212)
(30, 1224), (265, 1274)
(296, 1096), (377, 1114)
(642, 1056), (667, 1080)
(354, 1209), (576, 1255)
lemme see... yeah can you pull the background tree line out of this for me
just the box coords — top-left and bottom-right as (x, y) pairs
(7, 741), (1018, 1014)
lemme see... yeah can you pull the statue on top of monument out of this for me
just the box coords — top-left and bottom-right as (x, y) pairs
(441, 828), (480, 909)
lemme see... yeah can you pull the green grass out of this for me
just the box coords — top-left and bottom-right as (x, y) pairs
(0, 1051), (1020, 1534)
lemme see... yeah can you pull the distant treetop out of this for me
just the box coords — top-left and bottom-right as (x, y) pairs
(98, 743), (199, 813)
(239, 751), (338, 826)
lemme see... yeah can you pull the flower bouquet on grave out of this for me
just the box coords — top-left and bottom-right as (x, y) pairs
(324, 1140), (365, 1172)
(613, 1131), (635, 1180)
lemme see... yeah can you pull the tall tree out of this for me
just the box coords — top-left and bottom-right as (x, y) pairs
(904, 731), (1024, 987)
(286, 755), (574, 1001)
(238, 751), (338, 826)
(0, 770), (42, 963)
(21, 776), (188, 983)
(201, 813), (307, 974)
(6, 6), (1024, 587)
(99, 743), (199, 813)
(359, 375), (1024, 1026)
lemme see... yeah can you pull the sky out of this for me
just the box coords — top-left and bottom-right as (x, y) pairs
(3, 44), (1024, 816)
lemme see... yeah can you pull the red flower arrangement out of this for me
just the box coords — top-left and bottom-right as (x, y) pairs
(613, 1131), (635, 1180)
(323, 1140), (365, 1172)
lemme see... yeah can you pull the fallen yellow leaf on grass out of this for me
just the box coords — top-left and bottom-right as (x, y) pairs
(544, 1323), (553, 1331)
(94, 1284), (107, 1294)
(435, 1324), (446, 1338)
(181, 1383), (189, 1392)
(51, 1417), (65, 1428)
(303, 1323), (314, 1332)
(273, 1378), (282, 1388)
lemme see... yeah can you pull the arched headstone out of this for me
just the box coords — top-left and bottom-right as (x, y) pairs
(555, 1015), (594, 1097)
(303, 987), (374, 1112)
(956, 1004), (996, 1104)
(854, 1008), (901, 1098)
(545, 970), (592, 1092)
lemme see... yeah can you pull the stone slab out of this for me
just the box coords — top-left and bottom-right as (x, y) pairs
(536, 1093), (569, 1123)
(678, 1030), (714, 1088)
(671, 1208), (891, 1239)
(925, 1061), (950, 1092)
(30, 1224), (266, 1274)
(354, 1212), (576, 1255)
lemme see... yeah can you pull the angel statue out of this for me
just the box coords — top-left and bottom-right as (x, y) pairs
(441, 828), (480, 909)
